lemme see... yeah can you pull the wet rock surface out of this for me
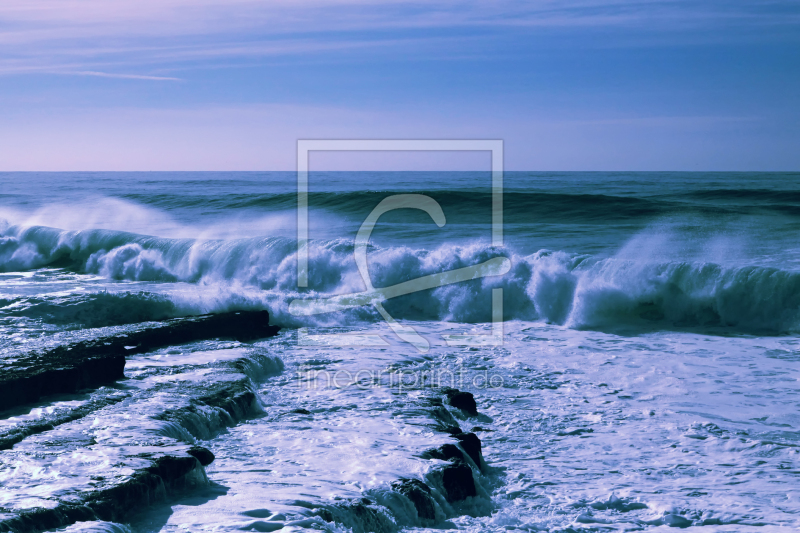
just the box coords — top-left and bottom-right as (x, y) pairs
(421, 442), (466, 463)
(391, 478), (437, 520)
(0, 446), (209, 533)
(320, 388), (490, 528)
(451, 432), (483, 469)
(1, 328), (493, 533)
(318, 500), (398, 533)
(0, 310), (279, 412)
(0, 390), (129, 450)
(440, 462), (478, 502)
(442, 387), (479, 416)
(0, 328), (283, 533)
(187, 446), (216, 467)
(0, 349), (125, 413)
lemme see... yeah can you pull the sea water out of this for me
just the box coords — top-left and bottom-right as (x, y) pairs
(1, 171), (798, 531)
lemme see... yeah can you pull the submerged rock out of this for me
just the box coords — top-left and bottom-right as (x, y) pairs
(318, 501), (398, 533)
(428, 404), (462, 434)
(391, 478), (436, 521)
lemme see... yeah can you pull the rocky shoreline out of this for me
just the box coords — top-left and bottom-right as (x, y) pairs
(0, 310), (279, 412)
(0, 312), (282, 533)
(0, 311), (504, 533)
(307, 388), (496, 533)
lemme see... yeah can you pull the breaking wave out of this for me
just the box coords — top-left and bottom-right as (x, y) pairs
(1, 223), (799, 333)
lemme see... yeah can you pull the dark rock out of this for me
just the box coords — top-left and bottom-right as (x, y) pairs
(438, 424), (463, 435)
(291, 408), (312, 415)
(441, 388), (478, 416)
(423, 433), (483, 471)
(448, 392), (478, 416)
(421, 443), (465, 463)
(451, 432), (483, 468)
(440, 463), (477, 502)
(146, 455), (200, 482)
(429, 404), (462, 434)
(0, 310), (280, 412)
(471, 426), (493, 432)
(0, 351), (125, 413)
(0, 506), (95, 533)
(392, 478), (436, 520)
(0, 451), (206, 533)
(118, 310), (280, 349)
(188, 446), (215, 466)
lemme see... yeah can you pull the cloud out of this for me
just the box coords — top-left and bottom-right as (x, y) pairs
(2, 1), (798, 50)
(68, 71), (181, 81)
(0, 2), (796, 171)
(0, 1), (795, 81)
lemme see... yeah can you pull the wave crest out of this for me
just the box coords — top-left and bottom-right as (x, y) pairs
(2, 224), (799, 333)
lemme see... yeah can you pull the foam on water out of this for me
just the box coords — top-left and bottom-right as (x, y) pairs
(3, 221), (800, 334)
(122, 324), (800, 531)
(1, 172), (799, 531)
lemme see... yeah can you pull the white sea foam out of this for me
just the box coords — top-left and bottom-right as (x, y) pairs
(2, 220), (799, 332)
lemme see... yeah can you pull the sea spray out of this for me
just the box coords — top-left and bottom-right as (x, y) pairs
(3, 222), (799, 332)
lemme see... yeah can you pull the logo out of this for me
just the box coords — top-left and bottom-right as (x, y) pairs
(290, 140), (507, 352)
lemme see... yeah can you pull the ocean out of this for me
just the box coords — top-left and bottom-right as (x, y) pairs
(0, 171), (798, 532)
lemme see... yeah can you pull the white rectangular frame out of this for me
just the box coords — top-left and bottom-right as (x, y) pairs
(296, 139), (504, 348)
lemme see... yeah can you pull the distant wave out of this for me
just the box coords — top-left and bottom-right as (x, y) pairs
(119, 190), (670, 222)
(2, 223), (799, 333)
(4, 191), (799, 246)
(117, 189), (800, 222)
(670, 188), (800, 202)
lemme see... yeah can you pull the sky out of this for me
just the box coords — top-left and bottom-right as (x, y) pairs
(0, 0), (798, 171)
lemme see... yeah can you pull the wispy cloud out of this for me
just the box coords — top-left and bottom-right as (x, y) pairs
(2, 1), (798, 59)
(0, 0), (798, 93)
(69, 71), (181, 81)
(1, 1), (798, 35)
(0, 34), (459, 79)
